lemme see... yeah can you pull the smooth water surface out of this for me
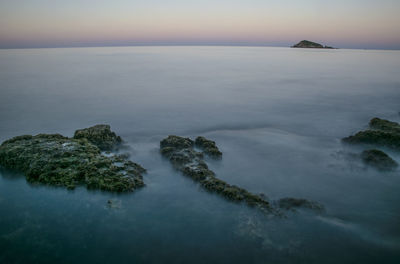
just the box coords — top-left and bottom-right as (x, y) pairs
(0, 46), (400, 263)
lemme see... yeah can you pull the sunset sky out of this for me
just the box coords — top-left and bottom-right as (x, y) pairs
(0, 0), (399, 49)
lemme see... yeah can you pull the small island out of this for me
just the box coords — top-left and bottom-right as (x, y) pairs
(292, 40), (335, 49)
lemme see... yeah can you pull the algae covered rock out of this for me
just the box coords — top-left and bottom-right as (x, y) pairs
(369, 118), (400, 134)
(0, 127), (145, 192)
(160, 135), (272, 210)
(343, 130), (400, 149)
(160, 135), (194, 150)
(74, 124), (122, 151)
(361, 149), (398, 171)
(343, 118), (400, 150)
(160, 135), (323, 215)
(195, 136), (222, 158)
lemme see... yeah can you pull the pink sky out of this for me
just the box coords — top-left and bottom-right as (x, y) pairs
(1, 0), (399, 49)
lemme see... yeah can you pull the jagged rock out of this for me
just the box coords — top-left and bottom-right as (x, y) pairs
(0, 129), (145, 192)
(195, 136), (222, 158)
(277, 198), (325, 212)
(361, 149), (398, 171)
(73, 124), (122, 151)
(292, 40), (334, 49)
(343, 118), (400, 150)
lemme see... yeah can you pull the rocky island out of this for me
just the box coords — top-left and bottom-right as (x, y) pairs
(0, 125), (145, 192)
(292, 40), (334, 49)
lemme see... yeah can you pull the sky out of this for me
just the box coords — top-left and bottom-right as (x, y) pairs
(0, 0), (399, 49)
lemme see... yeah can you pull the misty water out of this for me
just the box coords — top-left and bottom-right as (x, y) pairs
(0, 46), (399, 263)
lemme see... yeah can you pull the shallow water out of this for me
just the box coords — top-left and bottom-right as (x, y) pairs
(0, 46), (400, 263)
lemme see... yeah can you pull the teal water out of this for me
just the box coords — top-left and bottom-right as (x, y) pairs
(0, 46), (400, 263)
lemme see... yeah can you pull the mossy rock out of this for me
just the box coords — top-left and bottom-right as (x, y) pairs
(160, 135), (322, 214)
(369, 118), (400, 134)
(160, 135), (194, 151)
(73, 124), (122, 151)
(343, 130), (400, 149)
(361, 149), (398, 171)
(0, 130), (145, 192)
(343, 118), (400, 150)
(160, 135), (270, 209)
(195, 136), (222, 158)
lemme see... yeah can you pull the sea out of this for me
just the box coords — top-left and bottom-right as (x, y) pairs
(0, 46), (399, 263)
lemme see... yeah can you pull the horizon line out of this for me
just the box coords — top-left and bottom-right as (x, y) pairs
(1, 43), (400, 51)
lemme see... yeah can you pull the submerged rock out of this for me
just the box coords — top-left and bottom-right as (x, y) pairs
(160, 135), (323, 215)
(277, 198), (325, 212)
(0, 126), (145, 192)
(195, 136), (222, 158)
(343, 118), (400, 150)
(107, 199), (122, 209)
(73, 124), (122, 151)
(361, 149), (398, 171)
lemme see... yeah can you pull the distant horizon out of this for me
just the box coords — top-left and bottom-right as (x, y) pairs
(1, 42), (400, 51)
(1, 0), (399, 50)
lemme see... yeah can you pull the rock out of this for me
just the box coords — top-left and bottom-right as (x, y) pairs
(160, 135), (273, 211)
(361, 149), (398, 171)
(343, 130), (400, 149)
(369, 118), (400, 134)
(195, 136), (222, 158)
(291, 40), (334, 49)
(0, 130), (145, 192)
(277, 198), (325, 212)
(160, 135), (194, 150)
(160, 135), (322, 215)
(73, 124), (122, 151)
(342, 118), (400, 150)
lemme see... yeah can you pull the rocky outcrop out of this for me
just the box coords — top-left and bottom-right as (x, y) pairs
(343, 118), (400, 150)
(361, 149), (398, 171)
(0, 126), (145, 192)
(292, 40), (334, 49)
(160, 135), (324, 215)
(73, 124), (122, 151)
